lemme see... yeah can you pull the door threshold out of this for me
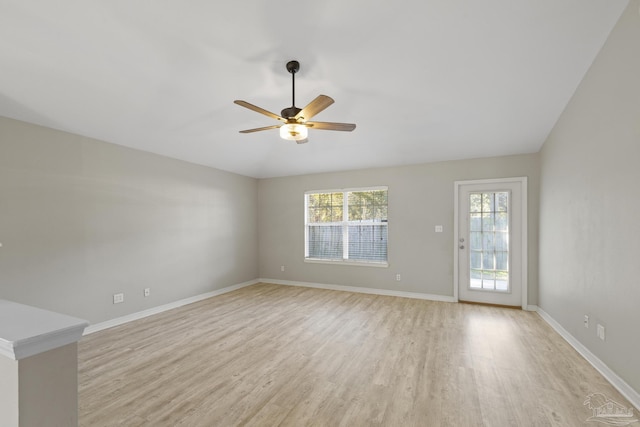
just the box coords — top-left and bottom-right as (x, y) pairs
(458, 300), (522, 310)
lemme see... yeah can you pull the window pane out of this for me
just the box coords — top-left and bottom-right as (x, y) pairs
(470, 232), (482, 250)
(482, 251), (494, 270)
(470, 251), (482, 269)
(495, 231), (508, 251)
(307, 208), (321, 223)
(482, 271), (495, 289)
(496, 270), (508, 291)
(470, 270), (482, 288)
(482, 232), (494, 253)
(470, 213), (482, 231)
(495, 212), (508, 231)
(482, 193), (494, 212)
(307, 192), (343, 223)
(348, 224), (387, 261)
(482, 213), (494, 231)
(375, 205), (388, 221)
(470, 194), (482, 213)
(319, 192), (342, 207)
(496, 192), (508, 212)
(496, 251), (508, 271)
(331, 206), (343, 222)
(308, 193), (320, 208)
(348, 190), (387, 222)
(307, 225), (343, 259)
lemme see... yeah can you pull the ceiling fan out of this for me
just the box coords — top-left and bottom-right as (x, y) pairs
(234, 60), (356, 144)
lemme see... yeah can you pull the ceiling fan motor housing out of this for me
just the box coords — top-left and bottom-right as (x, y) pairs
(281, 106), (302, 119)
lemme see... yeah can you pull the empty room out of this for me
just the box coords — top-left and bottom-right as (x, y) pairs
(1, 1), (639, 426)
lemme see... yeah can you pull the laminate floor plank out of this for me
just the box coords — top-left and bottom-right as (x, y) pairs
(78, 283), (636, 426)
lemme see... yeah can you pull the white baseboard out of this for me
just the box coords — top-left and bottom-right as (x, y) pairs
(259, 278), (457, 303)
(526, 304), (538, 312)
(85, 278), (454, 335)
(84, 279), (259, 335)
(536, 307), (640, 411)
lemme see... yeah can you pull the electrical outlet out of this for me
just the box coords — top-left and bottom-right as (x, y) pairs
(281, 265), (285, 272)
(396, 274), (401, 281)
(113, 293), (124, 304)
(435, 225), (443, 233)
(144, 288), (150, 297)
(597, 324), (605, 341)
(584, 315), (589, 328)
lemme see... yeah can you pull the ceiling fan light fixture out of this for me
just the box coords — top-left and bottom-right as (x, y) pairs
(279, 123), (308, 141)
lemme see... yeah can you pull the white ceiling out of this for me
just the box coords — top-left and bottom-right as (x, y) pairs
(0, 1), (628, 178)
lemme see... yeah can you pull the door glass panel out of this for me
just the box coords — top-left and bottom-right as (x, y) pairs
(495, 212), (508, 231)
(470, 194), (482, 212)
(470, 269), (482, 289)
(495, 231), (508, 251)
(470, 231), (482, 250)
(482, 270), (495, 289)
(496, 192), (508, 211)
(468, 191), (509, 292)
(470, 213), (482, 231)
(470, 252), (482, 269)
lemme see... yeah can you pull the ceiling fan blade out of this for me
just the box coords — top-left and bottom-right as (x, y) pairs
(239, 125), (281, 134)
(295, 95), (334, 121)
(234, 100), (285, 122)
(305, 121), (356, 131)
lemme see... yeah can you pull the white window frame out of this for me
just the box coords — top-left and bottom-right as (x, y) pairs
(304, 186), (389, 268)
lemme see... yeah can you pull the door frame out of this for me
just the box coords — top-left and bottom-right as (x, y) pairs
(453, 177), (528, 309)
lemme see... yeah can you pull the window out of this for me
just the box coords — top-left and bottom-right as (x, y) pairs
(305, 187), (388, 265)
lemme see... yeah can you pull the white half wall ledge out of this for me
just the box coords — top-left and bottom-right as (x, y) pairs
(260, 278), (457, 303)
(536, 307), (640, 412)
(0, 299), (88, 360)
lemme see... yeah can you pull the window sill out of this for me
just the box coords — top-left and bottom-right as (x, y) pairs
(304, 258), (389, 268)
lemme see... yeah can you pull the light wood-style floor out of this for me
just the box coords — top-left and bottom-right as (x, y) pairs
(79, 283), (635, 426)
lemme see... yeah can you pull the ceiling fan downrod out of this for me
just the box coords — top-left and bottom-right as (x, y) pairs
(282, 60), (301, 119)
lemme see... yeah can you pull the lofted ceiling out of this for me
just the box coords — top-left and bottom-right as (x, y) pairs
(0, 1), (628, 178)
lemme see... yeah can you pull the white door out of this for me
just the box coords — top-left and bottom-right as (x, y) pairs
(455, 178), (527, 308)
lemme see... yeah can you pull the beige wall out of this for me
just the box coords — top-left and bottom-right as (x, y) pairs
(539, 1), (640, 392)
(0, 114), (539, 324)
(0, 117), (258, 324)
(259, 153), (539, 303)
